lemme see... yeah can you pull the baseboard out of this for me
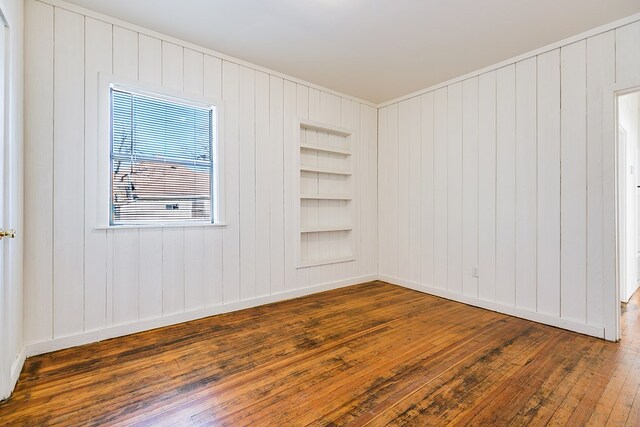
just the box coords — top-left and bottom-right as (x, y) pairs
(379, 275), (606, 339)
(1, 346), (26, 399)
(25, 274), (378, 357)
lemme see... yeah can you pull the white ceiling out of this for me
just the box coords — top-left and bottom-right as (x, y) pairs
(65, 0), (640, 104)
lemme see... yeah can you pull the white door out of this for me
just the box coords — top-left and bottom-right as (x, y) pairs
(0, 8), (16, 398)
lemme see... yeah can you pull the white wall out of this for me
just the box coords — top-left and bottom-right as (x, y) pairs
(23, 0), (377, 354)
(379, 18), (640, 339)
(620, 92), (640, 302)
(0, 0), (23, 399)
(20, 0), (640, 368)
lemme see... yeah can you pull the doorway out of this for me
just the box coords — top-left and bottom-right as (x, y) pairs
(619, 91), (640, 304)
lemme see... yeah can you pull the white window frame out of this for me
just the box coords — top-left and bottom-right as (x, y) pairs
(97, 73), (225, 229)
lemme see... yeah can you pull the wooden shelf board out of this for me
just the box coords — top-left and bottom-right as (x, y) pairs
(297, 256), (356, 268)
(300, 165), (352, 175)
(300, 226), (353, 233)
(300, 143), (351, 155)
(299, 118), (352, 137)
(300, 194), (352, 200)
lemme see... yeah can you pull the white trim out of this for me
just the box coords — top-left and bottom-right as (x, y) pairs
(380, 275), (606, 339)
(33, 0), (378, 108)
(95, 222), (227, 230)
(97, 73), (225, 228)
(377, 13), (640, 108)
(7, 346), (24, 395)
(24, 274), (377, 357)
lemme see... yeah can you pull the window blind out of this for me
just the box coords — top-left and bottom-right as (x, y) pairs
(110, 88), (215, 224)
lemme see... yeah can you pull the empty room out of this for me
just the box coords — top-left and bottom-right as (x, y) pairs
(1, 0), (640, 424)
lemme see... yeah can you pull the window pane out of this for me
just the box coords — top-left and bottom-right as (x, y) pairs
(110, 88), (214, 224)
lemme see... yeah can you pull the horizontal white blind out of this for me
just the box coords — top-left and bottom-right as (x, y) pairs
(110, 88), (215, 224)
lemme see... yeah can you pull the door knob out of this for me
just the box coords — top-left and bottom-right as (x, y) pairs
(0, 229), (16, 240)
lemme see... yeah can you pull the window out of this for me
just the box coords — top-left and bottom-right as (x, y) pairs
(109, 86), (218, 225)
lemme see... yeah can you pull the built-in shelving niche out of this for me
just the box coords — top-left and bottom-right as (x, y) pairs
(296, 119), (355, 268)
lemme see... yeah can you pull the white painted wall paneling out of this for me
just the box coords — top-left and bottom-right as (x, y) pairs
(23, 0), (378, 352)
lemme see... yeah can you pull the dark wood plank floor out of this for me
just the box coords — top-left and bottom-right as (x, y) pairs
(1, 281), (639, 426)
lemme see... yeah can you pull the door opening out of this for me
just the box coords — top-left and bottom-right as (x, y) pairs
(617, 89), (640, 339)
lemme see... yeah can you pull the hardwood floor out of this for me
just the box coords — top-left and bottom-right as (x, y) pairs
(2, 281), (639, 426)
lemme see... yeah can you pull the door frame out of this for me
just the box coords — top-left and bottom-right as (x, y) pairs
(608, 80), (640, 342)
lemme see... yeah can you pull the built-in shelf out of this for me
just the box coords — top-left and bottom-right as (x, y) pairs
(300, 143), (351, 156)
(297, 118), (355, 269)
(300, 194), (352, 200)
(300, 225), (353, 233)
(299, 118), (351, 137)
(297, 256), (356, 268)
(300, 165), (352, 175)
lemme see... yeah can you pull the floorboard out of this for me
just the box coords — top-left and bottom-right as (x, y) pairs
(1, 281), (638, 426)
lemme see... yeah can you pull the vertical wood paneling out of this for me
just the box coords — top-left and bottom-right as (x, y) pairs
(350, 100), (361, 278)
(616, 21), (640, 83)
(306, 89), (320, 285)
(112, 26), (140, 325)
(462, 77), (479, 298)
(27, 1), (640, 349)
(137, 34), (163, 319)
(387, 103), (399, 279)
(397, 100), (411, 281)
(433, 88), (448, 290)
(254, 72), (271, 296)
(161, 42), (185, 315)
(183, 49), (204, 94)
(239, 66), (256, 301)
(586, 32), (615, 325)
(269, 76), (285, 293)
(184, 49), (206, 310)
(112, 230), (139, 323)
(340, 98), (357, 279)
(378, 107), (389, 276)
(366, 105), (378, 275)
(283, 81), (297, 291)
(307, 88), (326, 286)
(560, 41), (587, 322)
(25, 3), (378, 348)
(320, 92), (342, 282)
(84, 18), (111, 331)
(24, 0), (54, 342)
(161, 42), (183, 90)
(138, 35), (161, 85)
(161, 228), (184, 315)
(295, 84), (310, 288)
(408, 97), (422, 283)
(420, 93), (434, 287)
(495, 65), (516, 307)
(184, 228), (205, 309)
(53, 8), (85, 337)
(478, 71), (497, 301)
(203, 54), (224, 307)
(536, 50), (561, 317)
(447, 83), (463, 294)
(373, 19), (640, 338)
(222, 61), (240, 304)
(515, 58), (537, 312)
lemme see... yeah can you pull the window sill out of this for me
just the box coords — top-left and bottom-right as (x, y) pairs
(95, 222), (227, 230)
